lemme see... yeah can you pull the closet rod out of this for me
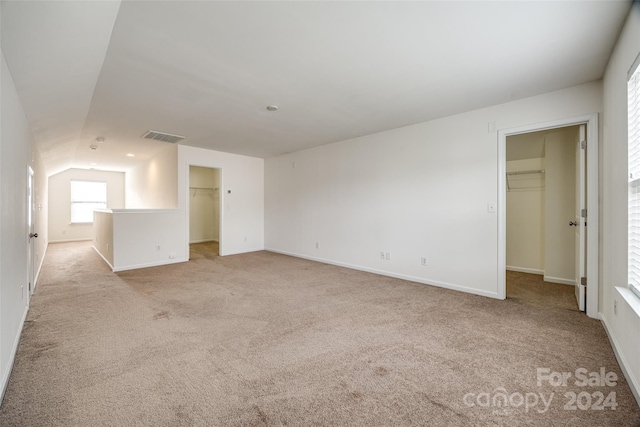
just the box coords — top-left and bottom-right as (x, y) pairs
(506, 169), (545, 176)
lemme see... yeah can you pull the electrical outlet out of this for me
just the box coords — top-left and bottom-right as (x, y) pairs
(169, 252), (176, 259)
(385, 252), (390, 260)
(315, 242), (319, 249)
(421, 257), (427, 266)
(380, 251), (385, 260)
(614, 299), (617, 315)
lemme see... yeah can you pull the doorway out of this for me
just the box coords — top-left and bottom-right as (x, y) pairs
(498, 114), (599, 318)
(27, 166), (37, 299)
(188, 166), (221, 259)
(505, 126), (581, 302)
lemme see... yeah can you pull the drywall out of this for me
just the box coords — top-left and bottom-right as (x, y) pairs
(48, 168), (125, 242)
(265, 81), (602, 298)
(189, 166), (220, 243)
(125, 145), (178, 209)
(112, 209), (184, 271)
(92, 210), (114, 267)
(97, 146), (262, 271)
(0, 51), (35, 401)
(92, 209), (184, 271)
(505, 157), (545, 274)
(544, 127), (577, 284)
(601, 2), (640, 406)
(178, 146), (264, 255)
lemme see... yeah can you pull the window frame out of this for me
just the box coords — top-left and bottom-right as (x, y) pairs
(628, 53), (640, 300)
(70, 179), (107, 224)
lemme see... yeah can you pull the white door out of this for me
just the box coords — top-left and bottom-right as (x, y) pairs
(27, 167), (37, 297)
(574, 125), (586, 311)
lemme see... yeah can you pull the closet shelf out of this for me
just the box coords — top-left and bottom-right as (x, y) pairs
(506, 169), (545, 191)
(506, 169), (545, 176)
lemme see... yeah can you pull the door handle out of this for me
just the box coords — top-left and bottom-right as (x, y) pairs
(569, 221), (577, 227)
(29, 232), (38, 239)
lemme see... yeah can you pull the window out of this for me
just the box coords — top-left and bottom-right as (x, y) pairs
(70, 180), (107, 224)
(628, 54), (640, 300)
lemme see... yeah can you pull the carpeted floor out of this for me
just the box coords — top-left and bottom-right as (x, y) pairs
(0, 241), (638, 426)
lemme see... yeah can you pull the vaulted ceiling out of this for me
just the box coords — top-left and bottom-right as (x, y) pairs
(1, 1), (633, 176)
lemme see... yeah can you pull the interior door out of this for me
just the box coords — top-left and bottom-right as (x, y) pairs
(574, 125), (586, 311)
(27, 167), (36, 297)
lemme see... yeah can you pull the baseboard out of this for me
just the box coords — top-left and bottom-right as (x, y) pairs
(543, 275), (575, 286)
(189, 239), (219, 244)
(506, 266), (544, 275)
(112, 258), (188, 272)
(48, 238), (92, 243)
(600, 313), (640, 409)
(221, 248), (264, 256)
(265, 248), (499, 299)
(92, 246), (114, 271)
(0, 305), (29, 405)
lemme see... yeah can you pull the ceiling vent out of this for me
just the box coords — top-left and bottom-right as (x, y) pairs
(141, 130), (186, 144)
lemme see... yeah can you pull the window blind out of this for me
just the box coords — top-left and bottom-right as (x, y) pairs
(628, 56), (640, 299)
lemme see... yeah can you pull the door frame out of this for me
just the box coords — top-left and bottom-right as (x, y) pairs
(185, 164), (224, 256)
(497, 113), (599, 318)
(27, 166), (35, 300)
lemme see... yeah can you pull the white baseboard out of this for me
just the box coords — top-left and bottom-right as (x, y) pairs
(221, 247), (264, 256)
(92, 246), (114, 271)
(48, 238), (92, 243)
(543, 275), (575, 286)
(600, 313), (640, 409)
(265, 248), (499, 299)
(506, 266), (544, 275)
(112, 258), (188, 272)
(0, 305), (29, 405)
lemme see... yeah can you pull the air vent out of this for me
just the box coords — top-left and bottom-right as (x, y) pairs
(141, 130), (186, 144)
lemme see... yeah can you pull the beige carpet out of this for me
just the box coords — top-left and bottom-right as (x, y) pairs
(0, 242), (639, 426)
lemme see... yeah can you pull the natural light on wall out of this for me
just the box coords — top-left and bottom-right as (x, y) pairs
(628, 54), (640, 300)
(70, 180), (107, 224)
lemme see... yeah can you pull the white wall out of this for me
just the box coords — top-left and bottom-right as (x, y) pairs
(92, 210), (114, 267)
(265, 81), (602, 298)
(96, 145), (263, 271)
(125, 145), (178, 209)
(0, 50), (42, 401)
(189, 166), (220, 243)
(601, 2), (640, 406)
(506, 157), (545, 274)
(179, 146), (264, 256)
(544, 127), (577, 284)
(48, 168), (125, 242)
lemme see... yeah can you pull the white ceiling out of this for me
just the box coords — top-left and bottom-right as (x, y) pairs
(1, 0), (633, 176)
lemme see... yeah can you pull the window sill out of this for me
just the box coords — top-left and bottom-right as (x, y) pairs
(616, 287), (640, 319)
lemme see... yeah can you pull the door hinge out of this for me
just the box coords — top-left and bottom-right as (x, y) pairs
(581, 140), (587, 149)
(581, 208), (587, 218)
(581, 277), (587, 286)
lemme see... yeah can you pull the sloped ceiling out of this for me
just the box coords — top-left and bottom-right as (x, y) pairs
(0, 0), (633, 176)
